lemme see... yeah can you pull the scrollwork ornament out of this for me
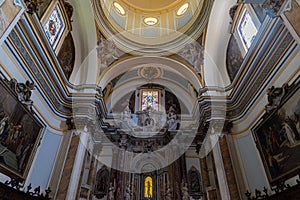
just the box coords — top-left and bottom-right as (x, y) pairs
(6, 78), (35, 112)
(265, 83), (290, 113)
(23, 0), (43, 14)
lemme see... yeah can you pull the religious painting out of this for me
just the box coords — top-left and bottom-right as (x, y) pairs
(57, 32), (75, 80)
(0, 0), (25, 44)
(188, 166), (202, 199)
(253, 82), (300, 184)
(94, 166), (110, 199)
(0, 78), (44, 179)
(226, 35), (243, 82)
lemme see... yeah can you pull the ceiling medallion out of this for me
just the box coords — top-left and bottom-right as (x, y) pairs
(143, 17), (158, 26)
(113, 2), (126, 15)
(176, 2), (189, 16)
(139, 66), (162, 82)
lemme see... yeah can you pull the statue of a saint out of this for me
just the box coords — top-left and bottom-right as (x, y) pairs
(181, 181), (189, 200)
(108, 183), (115, 200)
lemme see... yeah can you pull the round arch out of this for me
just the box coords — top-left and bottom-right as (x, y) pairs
(98, 56), (203, 91)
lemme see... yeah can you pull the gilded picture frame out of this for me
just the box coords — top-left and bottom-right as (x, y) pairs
(253, 80), (300, 184)
(0, 78), (44, 179)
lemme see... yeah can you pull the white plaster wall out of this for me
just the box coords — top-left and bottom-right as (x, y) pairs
(69, 0), (98, 85)
(235, 132), (269, 192)
(0, 45), (26, 82)
(204, 0), (235, 87)
(25, 129), (62, 191)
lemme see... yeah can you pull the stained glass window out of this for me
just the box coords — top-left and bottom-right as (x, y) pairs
(144, 176), (153, 198)
(141, 90), (159, 111)
(238, 10), (258, 50)
(43, 7), (64, 47)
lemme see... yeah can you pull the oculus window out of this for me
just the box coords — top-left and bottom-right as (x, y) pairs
(177, 3), (189, 16)
(113, 2), (126, 16)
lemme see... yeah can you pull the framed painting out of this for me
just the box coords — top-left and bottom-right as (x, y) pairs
(0, 78), (44, 179)
(252, 80), (300, 184)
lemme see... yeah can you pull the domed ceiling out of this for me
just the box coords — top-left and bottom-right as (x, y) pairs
(87, 0), (212, 117)
(122, 0), (182, 11)
(92, 0), (213, 55)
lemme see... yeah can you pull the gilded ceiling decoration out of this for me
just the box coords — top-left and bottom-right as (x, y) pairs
(92, 0), (212, 55)
(121, 0), (181, 11)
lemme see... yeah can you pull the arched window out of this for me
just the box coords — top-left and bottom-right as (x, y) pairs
(141, 90), (159, 111)
(144, 176), (153, 198)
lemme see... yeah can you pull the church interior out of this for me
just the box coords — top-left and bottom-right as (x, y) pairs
(0, 0), (299, 199)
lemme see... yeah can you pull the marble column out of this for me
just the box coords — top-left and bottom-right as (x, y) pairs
(213, 136), (231, 200)
(200, 158), (210, 200)
(171, 146), (181, 199)
(66, 131), (89, 200)
(87, 154), (97, 186)
(116, 133), (128, 200)
(218, 135), (239, 200)
(56, 131), (89, 200)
